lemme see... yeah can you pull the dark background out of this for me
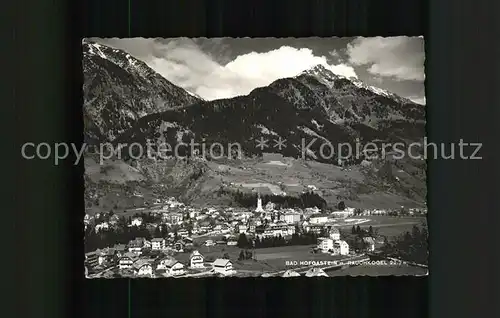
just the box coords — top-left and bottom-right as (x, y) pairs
(7, 0), (499, 317)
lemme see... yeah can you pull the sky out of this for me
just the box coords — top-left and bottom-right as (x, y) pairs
(91, 37), (425, 105)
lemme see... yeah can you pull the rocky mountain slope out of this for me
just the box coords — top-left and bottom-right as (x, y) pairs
(83, 54), (426, 212)
(270, 65), (424, 126)
(82, 40), (201, 144)
(112, 65), (425, 163)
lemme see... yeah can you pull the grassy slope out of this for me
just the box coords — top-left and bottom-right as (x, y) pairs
(84, 151), (426, 213)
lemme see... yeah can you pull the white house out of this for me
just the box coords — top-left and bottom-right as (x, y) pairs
(304, 207), (320, 214)
(212, 259), (234, 276)
(305, 267), (328, 277)
(329, 227), (340, 240)
(128, 239), (144, 255)
(151, 238), (165, 251)
(95, 222), (109, 233)
(167, 213), (183, 224)
(304, 224), (325, 234)
(189, 210), (200, 218)
(331, 208), (354, 218)
(131, 217), (143, 227)
(157, 258), (186, 276)
(332, 240), (349, 255)
(309, 214), (329, 224)
(97, 251), (107, 266)
(118, 252), (138, 269)
(265, 201), (275, 211)
(98, 248), (115, 265)
(256, 224), (295, 239)
(363, 237), (376, 252)
(167, 262), (186, 277)
(84, 251), (100, 268)
(189, 250), (205, 268)
(307, 185), (318, 191)
(84, 214), (91, 224)
(113, 244), (127, 257)
(237, 224), (248, 234)
(247, 221), (256, 233)
(109, 214), (120, 225)
(283, 213), (301, 224)
(317, 237), (334, 253)
(174, 241), (185, 252)
(220, 225), (231, 234)
(133, 259), (153, 277)
(143, 240), (152, 249)
(282, 270), (301, 278)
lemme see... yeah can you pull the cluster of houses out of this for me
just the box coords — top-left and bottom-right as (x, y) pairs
(86, 193), (425, 240)
(86, 195), (352, 238)
(84, 195), (399, 278)
(314, 233), (375, 255)
(316, 227), (350, 255)
(265, 268), (329, 278)
(356, 207), (427, 216)
(85, 242), (236, 278)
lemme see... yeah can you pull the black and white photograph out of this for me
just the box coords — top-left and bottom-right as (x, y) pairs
(83, 37), (428, 278)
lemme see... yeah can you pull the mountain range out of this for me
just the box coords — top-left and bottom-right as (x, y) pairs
(83, 40), (427, 212)
(82, 40), (201, 144)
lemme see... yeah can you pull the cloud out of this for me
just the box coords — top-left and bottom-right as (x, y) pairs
(95, 38), (358, 101)
(347, 36), (425, 81)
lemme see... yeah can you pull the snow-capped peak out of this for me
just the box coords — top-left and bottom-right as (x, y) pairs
(85, 42), (109, 60)
(299, 64), (407, 101)
(300, 64), (342, 80)
(349, 77), (392, 98)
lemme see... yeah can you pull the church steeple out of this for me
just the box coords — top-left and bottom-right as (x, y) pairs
(255, 191), (264, 212)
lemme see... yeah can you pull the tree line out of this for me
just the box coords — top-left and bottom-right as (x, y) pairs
(236, 231), (322, 250)
(380, 224), (428, 264)
(84, 224), (170, 253)
(351, 225), (375, 236)
(229, 190), (327, 210)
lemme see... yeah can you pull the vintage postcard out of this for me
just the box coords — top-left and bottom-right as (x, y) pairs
(83, 37), (427, 278)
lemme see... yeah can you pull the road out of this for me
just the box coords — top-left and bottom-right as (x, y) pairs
(88, 265), (117, 278)
(181, 270), (216, 278)
(369, 221), (421, 228)
(242, 254), (370, 277)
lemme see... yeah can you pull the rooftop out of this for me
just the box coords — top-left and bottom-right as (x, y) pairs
(160, 258), (180, 268)
(282, 270), (300, 277)
(133, 259), (152, 269)
(363, 237), (375, 244)
(329, 227), (340, 234)
(310, 213), (329, 218)
(121, 252), (138, 259)
(213, 259), (231, 267)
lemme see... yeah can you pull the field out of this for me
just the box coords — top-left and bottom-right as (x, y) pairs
(203, 157), (426, 209)
(181, 244), (349, 272)
(175, 242), (427, 276)
(85, 153), (426, 213)
(338, 215), (427, 238)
